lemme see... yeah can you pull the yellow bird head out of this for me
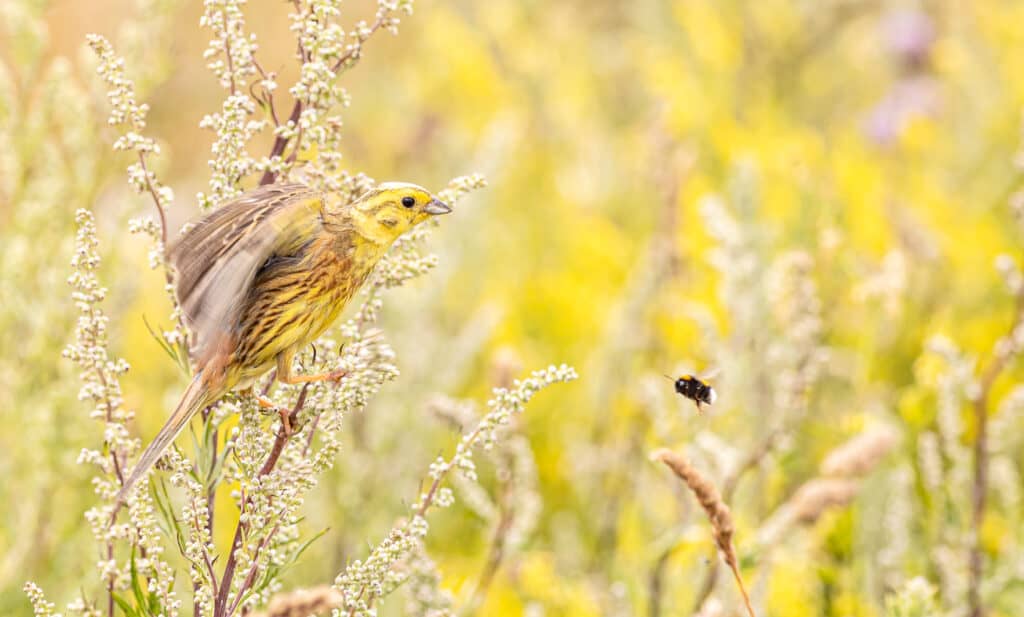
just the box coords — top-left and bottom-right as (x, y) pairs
(349, 181), (451, 245)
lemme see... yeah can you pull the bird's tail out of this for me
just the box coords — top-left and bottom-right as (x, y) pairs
(114, 372), (213, 509)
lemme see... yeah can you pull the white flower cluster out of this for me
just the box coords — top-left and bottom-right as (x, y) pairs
(201, 0), (257, 91)
(921, 336), (976, 523)
(199, 92), (264, 209)
(58, 210), (181, 614)
(429, 391), (542, 582)
(63, 210), (138, 482)
(437, 406), (499, 517)
(853, 249), (909, 317)
(192, 0), (420, 206)
(197, 0), (264, 209)
(883, 577), (940, 617)
(262, 0), (414, 188)
(87, 32), (188, 358)
(462, 364), (577, 460)
(159, 446), (217, 613)
(700, 169), (828, 427)
(332, 365), (576, 616)
(402, 542), (454, 617)
(765, 251), (829, 416)
(86, 34), (174, 252)
(124, 469), (183, 614)
(208, 326), (403, 613)
(23, 582), (58, 617)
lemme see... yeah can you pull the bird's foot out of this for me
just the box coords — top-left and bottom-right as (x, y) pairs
(255, 395), (296, 435)
(279, 368), (348, 385)
(256, 395), (280, 414)
(326, 368), (348, 383)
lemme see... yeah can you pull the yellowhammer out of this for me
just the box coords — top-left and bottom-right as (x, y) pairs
(116, 181), (451, 504)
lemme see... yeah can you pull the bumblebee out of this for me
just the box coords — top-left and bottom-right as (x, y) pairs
(669, 373), (717, 412)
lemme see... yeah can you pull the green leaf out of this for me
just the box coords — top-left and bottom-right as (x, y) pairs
(207, 440), (234, 492)
(111, 592), (139, 617)
(153, 479), (188, 556)
(292, 526), (329, 564)
(142, 314), (187, 374)
(129, 548), (148, 612)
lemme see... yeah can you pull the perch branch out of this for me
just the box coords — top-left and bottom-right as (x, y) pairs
(214, 384), (310, 617)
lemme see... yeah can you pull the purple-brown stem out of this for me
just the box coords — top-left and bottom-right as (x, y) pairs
(258, 101), (303, 186)
(93, 352), (127, 617)
(136, 152), (168, 247)
(256, 15), (388, 186)
(214, 384), (309, 617)
(227, 522), (282, 615)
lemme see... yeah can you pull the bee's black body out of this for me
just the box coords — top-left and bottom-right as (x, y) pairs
(673, 375), (716, 410)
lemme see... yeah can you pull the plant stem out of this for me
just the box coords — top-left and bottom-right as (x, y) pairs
(968, 394), (988, 617)
(653, 449), (756, 617)
(214, 385), (308, 617)
(968, 290), (1024, 617)
(463, 461), (514, 615)
(136, 152), (168, 247)
(648, 548), (671, 617)
(258, 102), (303, 186)
(257, 15), (388, 186)
(691, 429), (783, 614)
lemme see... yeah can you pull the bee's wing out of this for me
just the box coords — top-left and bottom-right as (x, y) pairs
(168, 183), (325, 366)
(672, 366), (696, 379)
(700, 367), (722, 381)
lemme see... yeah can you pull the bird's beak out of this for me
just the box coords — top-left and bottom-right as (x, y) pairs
(424, 198), (452, 215)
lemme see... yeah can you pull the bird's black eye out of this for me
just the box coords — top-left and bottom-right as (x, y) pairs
(401, 196), (415, 208)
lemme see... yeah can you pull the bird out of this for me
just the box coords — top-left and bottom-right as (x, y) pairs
(115, 181), (451, 506)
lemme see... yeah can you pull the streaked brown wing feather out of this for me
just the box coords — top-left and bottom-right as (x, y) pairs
(168, 183), (325, 365)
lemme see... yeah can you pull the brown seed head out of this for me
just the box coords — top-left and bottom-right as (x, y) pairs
(652, 449), (735, 558)
(790, 478), (860, 525)
(652, 449), (756, 617)
(820, 426), (898, 478)
(251, 586), (343, 617)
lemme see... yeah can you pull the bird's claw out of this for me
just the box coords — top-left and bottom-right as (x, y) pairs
(279, 409), (294, 436)
(327, 369), (348, 383)
(261, 402), (295, 435)
(256, 394), (281, 415)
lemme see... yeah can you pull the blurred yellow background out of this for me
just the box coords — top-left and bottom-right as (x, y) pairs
(3, 0), (1024, 615)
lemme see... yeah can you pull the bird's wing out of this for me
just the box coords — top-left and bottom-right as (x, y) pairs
(168, 183), (326, 365)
